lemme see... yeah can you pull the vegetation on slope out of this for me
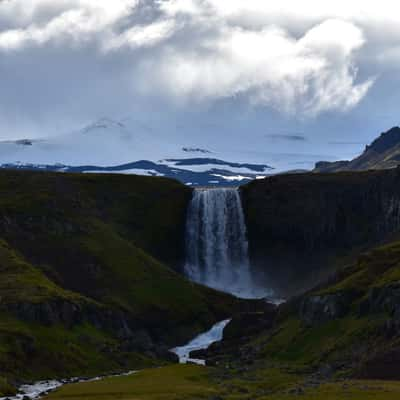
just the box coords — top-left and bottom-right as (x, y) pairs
(0, 170), (245, 386)
(123, 239), (400, 399)
(240, 239), (400, 379)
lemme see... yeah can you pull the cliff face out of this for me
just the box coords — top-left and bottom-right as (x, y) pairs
(0, 170), (246, 385)
(241, 168), (400, 296)
(314, 126), (400, 173)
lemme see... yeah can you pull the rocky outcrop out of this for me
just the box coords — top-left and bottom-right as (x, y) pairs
(241, 168), (400, 296)
(359, 284), (400, 336)
(299, 291), (357, 325)
(189, 306), (277, 364)
(360, 284), (400, 317)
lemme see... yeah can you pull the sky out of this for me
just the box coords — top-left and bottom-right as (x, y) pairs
(1, 0), (400, 168)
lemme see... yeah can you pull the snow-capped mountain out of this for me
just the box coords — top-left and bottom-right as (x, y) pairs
(0, 118), (273, 186)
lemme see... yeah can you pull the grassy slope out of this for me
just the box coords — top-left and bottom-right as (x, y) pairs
(0, 170), (242, 390)
(255, 241), (400, 369)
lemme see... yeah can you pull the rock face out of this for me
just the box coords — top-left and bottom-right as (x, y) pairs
(314, 126), (400, 173)
(359, 284), (400, 334)
(189, 306), (277, 364)
(299, 291), (357, 325)
(240, 168), (400, 296)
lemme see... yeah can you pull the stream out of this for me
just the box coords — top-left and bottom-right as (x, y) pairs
(170, 319), (231, 365)
(0, 371), (136, 400)
(0, 319), (231, 400)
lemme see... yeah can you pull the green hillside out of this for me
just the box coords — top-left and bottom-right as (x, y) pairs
(0, 171), (243, 393)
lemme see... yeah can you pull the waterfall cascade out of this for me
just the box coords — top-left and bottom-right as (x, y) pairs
(184, 188), (261, 298)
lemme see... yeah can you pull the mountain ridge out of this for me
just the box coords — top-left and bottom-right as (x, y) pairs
(0, 118), (273, 187)
(315, 126), (400, 173)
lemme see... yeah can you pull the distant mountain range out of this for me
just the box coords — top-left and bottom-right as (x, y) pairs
(0, 118), (273, 186)
(315, 126), (400, 173)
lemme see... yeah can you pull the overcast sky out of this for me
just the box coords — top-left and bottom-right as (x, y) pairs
(1, 0), (400, 164)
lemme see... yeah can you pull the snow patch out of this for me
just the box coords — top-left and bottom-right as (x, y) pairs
(83, 169), (164, 176)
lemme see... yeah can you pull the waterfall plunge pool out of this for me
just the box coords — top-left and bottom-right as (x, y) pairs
(170, 319), (231, 365)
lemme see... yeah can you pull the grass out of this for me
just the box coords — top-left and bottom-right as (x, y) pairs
(47, 365), (219, 400)
(315, 239), (400, 296)
(44, 364), (400, 400)
(0, 239), (90, 305)
(0, 170), (245, 383)
(260, 316), (381, 368)
(266, 381), (400, 400)
(0, 313), (158, 382)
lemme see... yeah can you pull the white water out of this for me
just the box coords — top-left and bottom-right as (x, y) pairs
(2, 320), (230, 400)
(184, 188), (266, 298)
(171, 319), (231, 365)
(0, 372), (136, 400)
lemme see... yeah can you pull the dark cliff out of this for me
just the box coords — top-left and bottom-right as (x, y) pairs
(241, 167), (400, 296)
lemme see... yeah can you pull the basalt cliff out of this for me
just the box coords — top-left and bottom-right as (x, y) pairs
(241, 167), (400, 295)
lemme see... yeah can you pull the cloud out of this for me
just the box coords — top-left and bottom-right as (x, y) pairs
(266, 134), (307, 142)
(135, 17), (373, 115)
(0, 0), (399, 139)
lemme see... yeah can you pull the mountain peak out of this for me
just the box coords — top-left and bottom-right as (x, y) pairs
(314, 126), (400, 173)
(366, 126), (400, 154)
(82, 118), (126, 134)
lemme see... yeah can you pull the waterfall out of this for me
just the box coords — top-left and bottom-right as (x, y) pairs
(184, 188), (259, 298)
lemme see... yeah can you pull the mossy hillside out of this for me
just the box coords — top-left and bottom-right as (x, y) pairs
(317, 240), (400, 295)
(257, 316), (384, 371)
(0, 239), (91, 305)
(188, 238), (400, 391)
(227, 239), (400, 381)
(0, 171), (242, 337)
(0, 313), (158, 384)
(0, 170), (248, 382)
(45, 364), (400, 400)
(0, 170), (192, 269)
(0, 239), (158, 381)
(77, 218), (240, 343)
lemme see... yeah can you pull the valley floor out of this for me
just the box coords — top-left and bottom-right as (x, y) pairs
(44, 364), (400, 400)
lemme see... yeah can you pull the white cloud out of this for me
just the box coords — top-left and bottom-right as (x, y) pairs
(0, 0), (399, 117)
(137, 19), (372, 114)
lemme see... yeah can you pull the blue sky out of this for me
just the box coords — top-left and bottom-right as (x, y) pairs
(0, 1), (400, 167)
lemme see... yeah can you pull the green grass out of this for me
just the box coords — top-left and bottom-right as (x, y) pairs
(319, 240), (400, 295)
(0, 239), (91, 305)
(0, 313), (158, 382)
(44, 364), (400, 400)
(0, 170), (244, 383)
(47, 365), (219, 400)
(260, 317), (381, 368)
(266, 381), (400, 400)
